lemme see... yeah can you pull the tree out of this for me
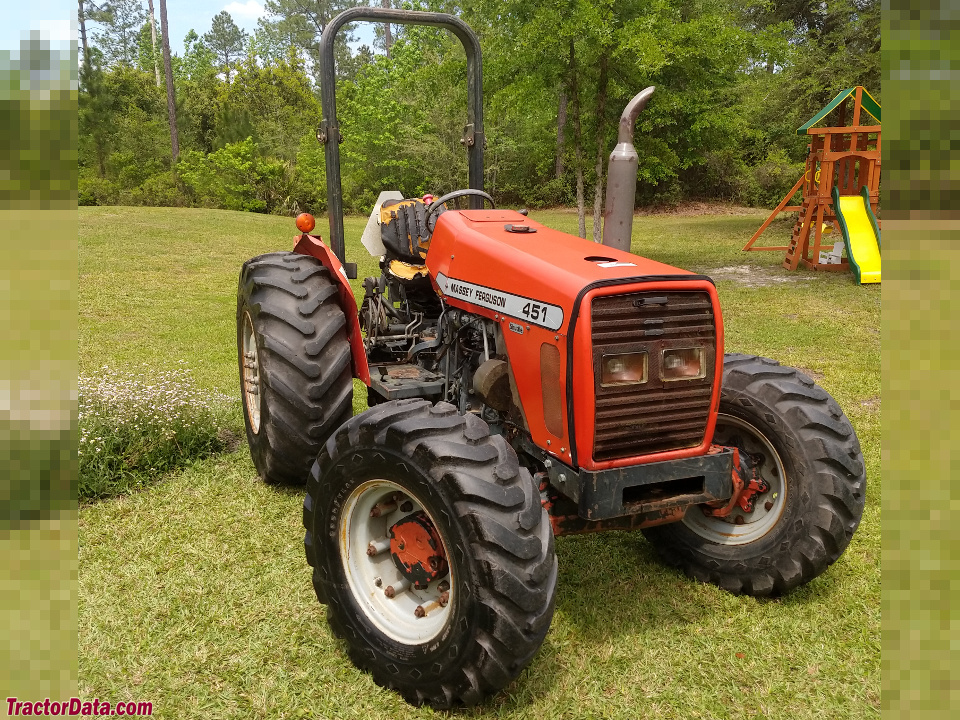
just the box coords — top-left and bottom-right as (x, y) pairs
(159, 0), (179, 160)
(146, 0), (160, 85)
(91, 0), (147, 66)
(732, 0), (881, 164)
(78, 0), (92, 78)
(135, 22), (162, 79)
(175, 31), (220, 154)
(380, 0), (393, 58)
(256, 0), (359, 85)
(204, 11), (246, 84)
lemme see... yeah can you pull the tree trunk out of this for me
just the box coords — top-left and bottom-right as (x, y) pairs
(556, 90), (567, 179)
(568, 40), (586, 239)
(78, 0), (91, 77)
(591, 53), (609, 243)
(382, 0), (393, 57)
(159, 0), (180, 162)
(147, 0), (161, 86)
(79, 0), (107, 176)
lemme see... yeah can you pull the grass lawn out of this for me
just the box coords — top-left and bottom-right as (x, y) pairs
(78, 206), (880, 719)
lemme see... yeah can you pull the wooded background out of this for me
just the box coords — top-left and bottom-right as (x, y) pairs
(78, 0), (880, 231)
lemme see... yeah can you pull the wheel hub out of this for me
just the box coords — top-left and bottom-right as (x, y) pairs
(340, 480), (455, 645)
(240, 311), (262, 434)
(389, 513), (448, 588)
(683, 413), (787, 545)
(736, 452), (771, 513)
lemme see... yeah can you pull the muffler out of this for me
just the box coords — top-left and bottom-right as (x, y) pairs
(601, 87), (655, 252)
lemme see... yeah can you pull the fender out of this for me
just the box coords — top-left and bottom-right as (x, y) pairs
(293, 233), (371, 385)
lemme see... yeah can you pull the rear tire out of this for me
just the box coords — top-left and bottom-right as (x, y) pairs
(642, 354), (866, 596)
(304, 399), (557, 707)
(237, 252), (353, 485)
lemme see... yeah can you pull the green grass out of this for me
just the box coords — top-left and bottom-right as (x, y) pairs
(79, 206), (880, 719)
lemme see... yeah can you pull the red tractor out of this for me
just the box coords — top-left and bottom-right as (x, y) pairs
(237, 7), (865, 709)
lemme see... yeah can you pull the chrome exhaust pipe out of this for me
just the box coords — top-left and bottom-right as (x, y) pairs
(601, 87), (655, 252)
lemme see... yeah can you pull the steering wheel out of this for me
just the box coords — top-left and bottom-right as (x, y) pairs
(424, 189), (496, 230)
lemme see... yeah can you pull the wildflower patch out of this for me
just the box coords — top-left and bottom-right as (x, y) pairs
(79, 365), (238, 500)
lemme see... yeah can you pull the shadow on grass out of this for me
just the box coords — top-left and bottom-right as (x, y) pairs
(550, 529), (845, 640)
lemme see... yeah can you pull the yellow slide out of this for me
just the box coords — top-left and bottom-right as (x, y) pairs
(832, 186), (881, 284)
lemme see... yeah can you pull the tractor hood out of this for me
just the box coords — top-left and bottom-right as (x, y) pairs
(426, 209), (702, 334)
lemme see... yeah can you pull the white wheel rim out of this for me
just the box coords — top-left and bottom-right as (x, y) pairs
(339, 479), (454, 645)
(683, 413), (787, 545)
(241, 311), (262, 434)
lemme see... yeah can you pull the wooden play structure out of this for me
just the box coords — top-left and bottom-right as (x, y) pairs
(744, 87), (881, 272)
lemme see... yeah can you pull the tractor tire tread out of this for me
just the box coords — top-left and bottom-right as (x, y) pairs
(643, 353), (866, 597)
(304, 399), (556, 708)
(237, 252), (353, 485)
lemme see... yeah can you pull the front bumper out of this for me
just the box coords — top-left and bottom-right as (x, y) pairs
(545, 448), (736, 521)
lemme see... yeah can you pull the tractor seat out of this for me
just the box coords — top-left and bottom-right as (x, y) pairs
(380, 198), (444, 265)
(386, 259), (429, 281)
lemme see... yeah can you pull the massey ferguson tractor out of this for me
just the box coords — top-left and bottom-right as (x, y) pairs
(236, 7), (865, 708)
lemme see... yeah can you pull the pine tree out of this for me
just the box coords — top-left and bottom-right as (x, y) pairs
(204, 11), (247, 84)
(159, 0), (179, 160)
(91, 0), (146, 66)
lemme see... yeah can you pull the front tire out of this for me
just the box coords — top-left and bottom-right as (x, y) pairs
(237, 252), (354, 485)
(642, 354), (866, 596)
(304, 399), (557, 707)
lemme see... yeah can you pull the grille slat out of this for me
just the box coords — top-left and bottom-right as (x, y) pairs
(596, 400), (711, 423)
(592, 312), (714, 328)
(591, 290), (716, 461)
(593, 326), (715, 343)
(596, 385), (713, 408)
(595, 418), (711, 440)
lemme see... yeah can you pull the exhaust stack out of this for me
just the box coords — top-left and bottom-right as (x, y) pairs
(601, 87), (655, 252)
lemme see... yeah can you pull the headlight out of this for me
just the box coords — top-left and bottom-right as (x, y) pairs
(600, 352), (648, 387)
(662, 347), (705, 381)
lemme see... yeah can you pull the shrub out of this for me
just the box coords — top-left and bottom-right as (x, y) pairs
(520, 176), (572, 209)
(747, 149), (805, 208)
(178, 137), (266, 212)
(79, 365), (239, 500)
(78, 175), (121, 206)
(125, 171), (191, 207)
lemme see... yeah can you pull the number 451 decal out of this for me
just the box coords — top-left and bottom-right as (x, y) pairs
(521, 302), (550, 323)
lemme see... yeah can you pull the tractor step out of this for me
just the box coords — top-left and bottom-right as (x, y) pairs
(370, 364), (445, 400)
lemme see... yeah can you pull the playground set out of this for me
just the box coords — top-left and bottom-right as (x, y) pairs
(744, 86), (881, 284)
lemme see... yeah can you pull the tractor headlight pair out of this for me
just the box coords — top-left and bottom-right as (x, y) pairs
(600, 347), (705, 387)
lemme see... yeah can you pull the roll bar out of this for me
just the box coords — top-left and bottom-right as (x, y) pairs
(317, 7), (486, 273)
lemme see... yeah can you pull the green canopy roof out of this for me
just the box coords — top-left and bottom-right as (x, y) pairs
(797, 87), (881, 135)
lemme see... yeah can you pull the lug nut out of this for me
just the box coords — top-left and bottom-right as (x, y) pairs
(367, 538), (391, 556)
(400, 500), (413, 512)
(370, 500), (397, 518)
(438, 591), (450, 607)
(385, 578), (410, 598)
(734, 515), (745, 525)
(374, 577), (382, 587)
(765, 501), (774, 511)
(414, 605), (426, 618)
(438, 581), (450, 593)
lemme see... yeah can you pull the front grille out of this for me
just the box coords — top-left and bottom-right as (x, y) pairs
(591, 291), (716, 461)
